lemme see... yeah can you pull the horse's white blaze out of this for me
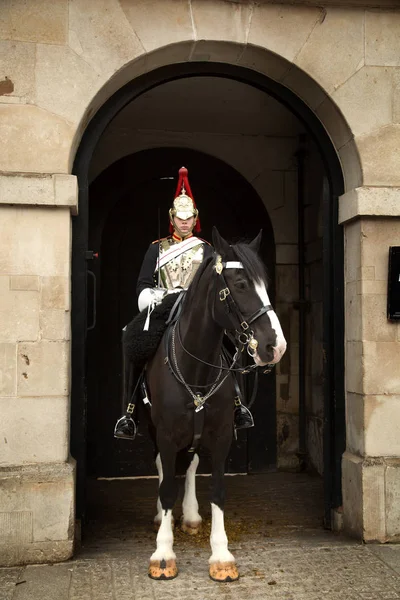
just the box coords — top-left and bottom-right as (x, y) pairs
(155, 453), (163, 524)
(254, 280), (287, 364)
(209, 503), (235, 564)
(150, 509), (176, 561)
(182, 453), (202, 524)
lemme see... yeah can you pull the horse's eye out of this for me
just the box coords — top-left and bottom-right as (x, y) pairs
(235, 280), (248, 291)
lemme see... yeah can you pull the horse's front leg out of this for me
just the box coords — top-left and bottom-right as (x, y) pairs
(181, 453), (202, 534)
(149, 447), (179, 580)
(209, 447), (239, 582)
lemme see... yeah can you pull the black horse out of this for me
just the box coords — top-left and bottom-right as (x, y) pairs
(125, 228), (286, 582)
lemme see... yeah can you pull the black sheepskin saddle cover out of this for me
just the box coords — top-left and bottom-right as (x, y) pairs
(123, 294), (180, 368)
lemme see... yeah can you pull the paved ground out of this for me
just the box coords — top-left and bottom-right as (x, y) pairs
(2, 473), (400, 599)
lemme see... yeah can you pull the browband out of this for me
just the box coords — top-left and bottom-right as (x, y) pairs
(224, 261), (243, 269)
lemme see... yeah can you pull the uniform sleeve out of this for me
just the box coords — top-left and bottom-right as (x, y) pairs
(136, 243), (159, 297)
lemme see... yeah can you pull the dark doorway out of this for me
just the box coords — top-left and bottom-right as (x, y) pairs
(72, 61), (345, 527)
(86, 148), (276, 478)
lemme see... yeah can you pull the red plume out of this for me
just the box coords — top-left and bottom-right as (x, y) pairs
(169, 166), (201, 233)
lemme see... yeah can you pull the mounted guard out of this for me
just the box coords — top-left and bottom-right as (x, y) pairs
(114, 166), (254, 440)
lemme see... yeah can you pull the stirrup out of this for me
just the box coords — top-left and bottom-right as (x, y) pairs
(234, 404), (254, 430)
(114, 415), (137, 440)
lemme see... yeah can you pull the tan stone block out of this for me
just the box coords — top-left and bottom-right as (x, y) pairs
(363, 341), (400, 395)
(273, 201), (298, 245)
(362, 459), (386, 542)
(364, 396), (400, 456)
(0, 396), (68, 465)
(0, 344), (16, 397)
(0, 461), (75, 548)
(36, 44), (102, 126)
(315, 95), (353, 150)
(191, 39), (244, 64)
(362, 294), (396, 342)
(39, 310), (70, 341)
(358, 125), (400, 187)
(346, 281), (362, 342)
(54, 175), (78, 215)
(282, 63), (328, 111)
(120, 0), (193, 52)
(238, 44), (290, 81)
(0, 105), (73, 173)
(192, 0), (252, 44)
(0, 0), (68, 44)
(342, 451), (363, 537)
(0, 41), (35, 101)
(295, 8), (364, 95)
(386, 460), (400, 540)
(0, 173), (53, 207)
(249, 4), (321, 63)
(331, 67), (393, 139)
(361, 218), (400, 281)
(9, 276), (39, 292)
(345, 393), (365, 456)
(358, 279), (387, 295)
(68, 0), (143, 77)
(393, 69), (400, 123)
(41, 277), (69, 310)
(344, 220), (361, 283)
(357, 267), (375, 281)
(17, 341), (69, 397)
(0, 207), (70, 277)
(338, 138), (363, 192)
(0, 276), (39, 343)
(346, 341), (363, 394)
(366, 10), (400, 67)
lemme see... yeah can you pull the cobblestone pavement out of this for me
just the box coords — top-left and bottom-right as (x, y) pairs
(2, 474), (400, 600)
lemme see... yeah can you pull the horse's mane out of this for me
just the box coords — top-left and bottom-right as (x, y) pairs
(231, 243), (268, 285)
(184, 240), (268, 307)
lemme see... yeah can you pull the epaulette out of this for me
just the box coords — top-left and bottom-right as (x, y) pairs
(151, 236), (170, 245)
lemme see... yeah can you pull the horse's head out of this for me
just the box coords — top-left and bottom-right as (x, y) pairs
(211, 228), (287, 367)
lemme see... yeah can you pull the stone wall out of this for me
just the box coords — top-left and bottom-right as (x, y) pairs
(0, 0), (400, 563)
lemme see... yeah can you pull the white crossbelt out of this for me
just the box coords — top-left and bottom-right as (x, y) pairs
(155, 236), (204, 271)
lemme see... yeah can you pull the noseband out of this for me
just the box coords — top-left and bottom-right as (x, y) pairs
(214, 254), (273, 359)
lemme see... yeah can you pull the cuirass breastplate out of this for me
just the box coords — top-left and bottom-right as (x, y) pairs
(158, 239), (205, 290)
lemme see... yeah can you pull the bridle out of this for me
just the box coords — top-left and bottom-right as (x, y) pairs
(213, 254), (274, 360)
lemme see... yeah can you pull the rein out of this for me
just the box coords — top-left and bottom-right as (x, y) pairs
(164, 254), (276, 452)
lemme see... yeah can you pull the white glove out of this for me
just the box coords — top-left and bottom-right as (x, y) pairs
(138, 287), (167, 312)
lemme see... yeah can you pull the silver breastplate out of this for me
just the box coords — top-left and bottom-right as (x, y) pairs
(159, 242), (205, 290)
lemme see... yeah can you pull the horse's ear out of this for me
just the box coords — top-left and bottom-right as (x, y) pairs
(212, 227), (231, 258)
(248, 230), (263, 254)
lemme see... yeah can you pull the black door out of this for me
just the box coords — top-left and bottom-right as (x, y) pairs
(85, 148), (277, 478)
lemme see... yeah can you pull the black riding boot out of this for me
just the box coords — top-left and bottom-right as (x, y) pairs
(234, 402), (254, 430)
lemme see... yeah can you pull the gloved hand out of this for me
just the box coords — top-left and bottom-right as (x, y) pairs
(138, 287), (167, 312)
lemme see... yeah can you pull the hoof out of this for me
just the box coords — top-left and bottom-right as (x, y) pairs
(148, 559), (178, 580)
(209, 562), (239, 583)
(181, 518), (202, 535)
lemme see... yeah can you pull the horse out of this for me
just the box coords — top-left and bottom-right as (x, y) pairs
(125, 227), (287, 582)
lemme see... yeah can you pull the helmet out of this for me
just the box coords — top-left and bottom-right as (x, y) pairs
(169, 167), (201, 233)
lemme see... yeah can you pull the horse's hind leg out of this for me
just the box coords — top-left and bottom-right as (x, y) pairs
(149, 448), (179, 580)
(208, 448), (239, 583)
(181, 453), (202, 535)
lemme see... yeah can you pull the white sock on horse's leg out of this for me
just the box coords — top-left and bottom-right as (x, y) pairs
(154, 453), (163, 525)
(150, 509), (176, 562)
(182, 453), (202, 530)
(209, 503), (235, 564)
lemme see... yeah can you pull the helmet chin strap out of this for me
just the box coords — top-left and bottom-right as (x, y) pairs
(172, 218), (196, 239)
